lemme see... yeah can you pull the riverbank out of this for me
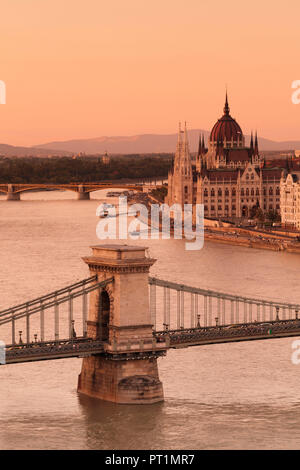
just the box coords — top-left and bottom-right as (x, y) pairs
(126, 192), (300, 254)
(204, 231), (286, 252)
(204, 225), (300, 252)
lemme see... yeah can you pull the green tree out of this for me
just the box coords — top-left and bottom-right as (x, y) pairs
(266, 209), (280, 223)
(255, 208), (265, 222)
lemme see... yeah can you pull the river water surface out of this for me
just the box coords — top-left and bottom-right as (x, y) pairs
(1, 190), (300, 449)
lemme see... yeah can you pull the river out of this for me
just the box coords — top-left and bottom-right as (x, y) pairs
(0, 190), (300, 449)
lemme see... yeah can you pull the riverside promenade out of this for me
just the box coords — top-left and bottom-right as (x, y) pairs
(126, 192), (300, 254)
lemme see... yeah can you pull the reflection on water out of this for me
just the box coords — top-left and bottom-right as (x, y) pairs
(78, 394), (165, 450)
(0, 190), (300, 449)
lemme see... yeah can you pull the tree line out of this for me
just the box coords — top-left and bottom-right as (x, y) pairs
(0, 155), (173, 183)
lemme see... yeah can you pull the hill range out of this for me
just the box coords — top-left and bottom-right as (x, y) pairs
(1, 130), (300, 156)
(34, 130), (300, 154)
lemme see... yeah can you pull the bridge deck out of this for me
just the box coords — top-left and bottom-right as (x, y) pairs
(4, 338), (104, 364)
(154, 319), (300, 348)
(2, 319), (300, 365)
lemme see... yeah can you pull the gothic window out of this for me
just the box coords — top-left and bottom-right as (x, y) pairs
(269, 187), (273, 195)
(211, 189), (215, 197)
(204, 189), (208, 197)
(218, 205), (222, 211)
(276, 187), (280, 195)
(211, 205), (215, 211)
(232, 188), (236, 196)
(251, 174), (254, 180)
(241, 189), (244, 196)
(256, 188), (259, 196)
(184, 186), (188, 194)
(246, 174), (249, 180)
(232, 205), (236, 210)
(218, 188), (222, 196)
(204, 205), (208, 211)
(251, 188), (254, 196)
(225, 188), (229, 196)
(246, 188), (249, 196)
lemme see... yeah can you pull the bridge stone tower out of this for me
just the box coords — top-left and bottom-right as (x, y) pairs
(77, 244), (166, 404)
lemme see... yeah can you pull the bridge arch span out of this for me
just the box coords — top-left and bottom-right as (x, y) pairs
(13, 185), (80, 194)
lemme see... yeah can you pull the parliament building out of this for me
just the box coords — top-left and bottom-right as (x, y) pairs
(165, 94), (282, 220)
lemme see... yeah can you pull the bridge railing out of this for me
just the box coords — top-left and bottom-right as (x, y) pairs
(0, 275), (97, 320)
(0, 277), (114, 345)
(149, 277), (300, 332)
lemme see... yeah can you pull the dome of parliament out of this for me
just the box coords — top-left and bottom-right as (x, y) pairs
(210, 94), (243, 143)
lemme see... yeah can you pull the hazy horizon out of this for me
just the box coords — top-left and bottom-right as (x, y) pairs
(1, 0), (300, 146)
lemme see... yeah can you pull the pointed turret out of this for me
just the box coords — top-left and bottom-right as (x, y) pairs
(175, 121), (183, 155)
(250, 132), (253, 151)
(197, 133), (202, 157)
(223, 91), (230, 116)
(254, 131), (259, 155)
(196, 133), (202, 171)
(183, 121), (190, 157)
(173, 122), (192, 172)
(169, 121), (193, 206)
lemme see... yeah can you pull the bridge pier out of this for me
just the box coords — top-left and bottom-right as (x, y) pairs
(6, 191), (20, 201)
(77, 191), (90, 200)
(77, 185), (90, 200)
(78, 244), (166, 404)
(6, 185), (20, 201)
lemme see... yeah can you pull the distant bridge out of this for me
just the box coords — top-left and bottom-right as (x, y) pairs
(0, 181), (164, 200)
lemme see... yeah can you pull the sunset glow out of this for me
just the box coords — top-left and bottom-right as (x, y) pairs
(1, 0), (300, 146)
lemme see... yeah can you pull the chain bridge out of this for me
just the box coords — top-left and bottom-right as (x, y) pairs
(1, 244), (300, 403)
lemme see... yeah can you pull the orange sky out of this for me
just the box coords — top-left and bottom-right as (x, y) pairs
(1, 0), (300, 146)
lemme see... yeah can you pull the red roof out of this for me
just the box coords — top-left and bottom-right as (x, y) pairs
(210, 94), (243, 142)
(204, 169), (239, 181)
(261, 168), (282, 181)
(210, 115), (243, 142)
(224, 148), (251, 162)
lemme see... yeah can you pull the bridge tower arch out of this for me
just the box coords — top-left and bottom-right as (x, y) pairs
(97, 289), (110, 341)
(77, 244), (166, 404)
